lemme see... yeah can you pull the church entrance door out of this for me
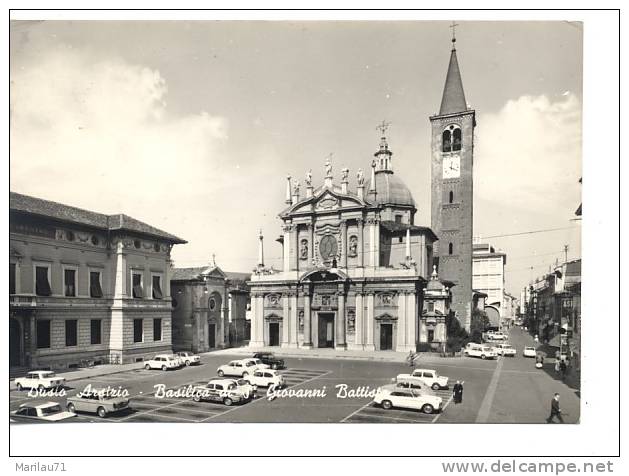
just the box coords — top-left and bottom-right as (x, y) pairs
(380, 323), (393, 351)
(208, 323), (216, 348)
(269, 323), (280, 346)
(318, 313), (335, 348)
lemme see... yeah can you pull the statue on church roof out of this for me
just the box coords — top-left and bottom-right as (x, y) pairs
(356, 168), (365, 186)
(325, 155), (333, 177)
(305, 169), (312, 187)
(341, 167), (349, 183)
(293, 180), (300, 195)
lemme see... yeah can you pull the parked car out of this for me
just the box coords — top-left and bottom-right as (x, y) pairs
(175, 351), (201, 366)
(486, 332), (508, 341)
(396, 369), (449, 390)
(15, 371), (66, 391)
(492, 343), (517, 357)
(11, 402), (76, 422)
(245, 369), (286, 388)
(373, 384), (443, 414)
(217, 359), (268, 377)
(191, 379), (250, 406)
(230, 378), (258, 399)
(66, 389), (130, 418)
(523, 346), (537, 358)
(252, 352), (286, 370)
(145, 354), (181, 371)
(393, 377), (436, 395)
(464, 343), (497, 360)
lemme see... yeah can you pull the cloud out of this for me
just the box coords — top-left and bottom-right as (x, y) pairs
(475, 93), (582, 218)
(10, 46), (230, 213)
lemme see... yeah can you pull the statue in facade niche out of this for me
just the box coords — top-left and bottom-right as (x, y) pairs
(356, 168), (365, 186)
(305, 169), (312, 187)
(348, 235), (358, 257)
(300, 239), (308, 260)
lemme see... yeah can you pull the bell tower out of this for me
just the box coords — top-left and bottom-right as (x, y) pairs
(429, 26), (475, 332)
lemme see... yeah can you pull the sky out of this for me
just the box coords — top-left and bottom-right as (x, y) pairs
(9, 20), (583, 296)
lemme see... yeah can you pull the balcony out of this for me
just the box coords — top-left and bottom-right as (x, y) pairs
(9, 294), (37, 308)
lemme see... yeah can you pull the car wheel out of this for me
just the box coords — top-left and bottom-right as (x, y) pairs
(97, 406), (107, 418)
(161, 365), (167, 371)
(218, 370), (224, 377)
(38, 384), (45, 392)
(144, 364), (150, 370)
(382, 400), (393, 410)
(223, 397), (233, 406)
(422, 404), (435, 414)
(481, 354), (486, 360)
(16, 383), (23, 391)
(463, 351), (468, 356)
(431, 383), (440, 391)
(185, 360), (191, 366)
(242, 371), (249, 377)
(193, 394), (201, 403)
(67, 403), (76, 413)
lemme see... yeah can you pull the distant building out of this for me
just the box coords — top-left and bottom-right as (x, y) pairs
(9, 192), (186, 369)
(170, 264), (250, 352)
(472, 241), (507, 327)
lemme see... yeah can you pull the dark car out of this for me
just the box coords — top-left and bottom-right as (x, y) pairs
(252, 352), (285, 370)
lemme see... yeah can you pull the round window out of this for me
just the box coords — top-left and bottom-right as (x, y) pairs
(134, 239), (141, 249)
(209, 298), (217, 311)
(319, 235), (338, 260)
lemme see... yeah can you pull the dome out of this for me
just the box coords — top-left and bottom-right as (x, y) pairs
(366, 171), (416, 208)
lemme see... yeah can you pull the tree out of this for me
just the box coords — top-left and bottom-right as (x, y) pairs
(470, 308), (490, 343)
(445, 311), (469, 352)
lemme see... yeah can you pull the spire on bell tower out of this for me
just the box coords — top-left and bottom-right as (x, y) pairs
(439, 22), (468, 115)
(374, 120), (393, 173)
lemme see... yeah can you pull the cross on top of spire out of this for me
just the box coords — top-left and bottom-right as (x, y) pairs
(449, 21), (459, 48)
(376, 120), (391, 137)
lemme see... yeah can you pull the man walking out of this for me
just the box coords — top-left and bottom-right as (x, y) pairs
(546, 393), (564, 423)
(453, 380), (464, 404)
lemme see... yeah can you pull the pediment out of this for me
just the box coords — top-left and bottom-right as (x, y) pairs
(200, 266), (227, 280)
(282, 188), (368, 217)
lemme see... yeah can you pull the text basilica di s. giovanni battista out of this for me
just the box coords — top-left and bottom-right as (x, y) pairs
(248, 41), (476, 352)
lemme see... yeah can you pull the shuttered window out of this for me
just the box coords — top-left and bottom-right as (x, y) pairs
(64, 269), (76, 297)
(152, 275), (163, 299)
(90, 271), (103, 298)
(132, 273), (143, 298)
(35, 266), (52, 296)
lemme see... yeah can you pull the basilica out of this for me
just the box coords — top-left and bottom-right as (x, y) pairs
(248, 39), (474, 352)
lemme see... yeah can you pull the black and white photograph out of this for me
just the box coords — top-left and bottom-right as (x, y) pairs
(5, 6), (621, 468)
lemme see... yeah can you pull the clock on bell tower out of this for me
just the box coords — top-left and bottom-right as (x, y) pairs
(429, 34), (476, 332)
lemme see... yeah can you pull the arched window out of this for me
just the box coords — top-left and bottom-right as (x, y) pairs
(453, 127), (462, 151)
(449, 191), (454, 204)
(442, 129), (452, 152)
(443, 124), (461, 153)
(448, 243), (454, 255)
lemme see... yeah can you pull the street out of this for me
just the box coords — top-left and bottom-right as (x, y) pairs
(9, 327), (579, 424)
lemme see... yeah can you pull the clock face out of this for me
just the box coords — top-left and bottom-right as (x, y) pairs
(319, 235), (338, 261)
(442, 155), (461, 179)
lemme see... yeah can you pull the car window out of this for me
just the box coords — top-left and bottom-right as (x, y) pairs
(423, 372), (434, 378)
(26, 408), (38, 417)
(235, 363), (242, 367)
(254, 371), (263, 377)
(390, 391), (409, 397)
(215, 384), (224, 391)
(226, 383), (236, 390)
(16, 408), (28, 415)
(40, 405), (62, 415)
(264, 372), (273, 378)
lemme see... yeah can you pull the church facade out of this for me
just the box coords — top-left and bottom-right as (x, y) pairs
(247, 39), (472, 353)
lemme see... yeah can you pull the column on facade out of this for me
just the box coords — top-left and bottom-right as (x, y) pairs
(340, 220), (348, 269)
(292, 225), (299, 271)
(110, 241), (127, 355)
(308, 222), (314, 266)
(357, 219), (364, 267)
(336, 291), (346, 349)
(282, 293), (290, 346)
(249, 293), (265, 347)
(113, 241), (127, 298)
(374, 219), (381, 267)
(302, 292), (312, 348)
(396, 291), (407, 352)
(354, 292), (364, 349)
(289, 292), (298, 348)
(365, 292), (375, 350)
(283, 226), (291, 272)
(407, 292), (417, 351)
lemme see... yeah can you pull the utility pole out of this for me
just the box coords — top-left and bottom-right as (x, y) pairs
(563, 244), (569, 263)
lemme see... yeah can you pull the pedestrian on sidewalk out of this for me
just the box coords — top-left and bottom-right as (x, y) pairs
(546, 393), (564, 423)
(407, 350), (416, 367)
(559, 360), (567, 379)
(453, 380), (464, 404)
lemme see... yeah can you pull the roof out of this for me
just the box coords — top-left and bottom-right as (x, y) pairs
(10, 192), (186, 244)
(380, 221), (438, 242)
(225, 271), (252, 282)
(366, 172), (416, 209)
(171, 267), (206, 281)
(439, 47), (468, 115)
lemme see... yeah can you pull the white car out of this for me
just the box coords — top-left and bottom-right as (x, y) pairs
(393, 377), (436, 395)
(373, 384), (443, 414)
(464, 343), (497, 360)
(396, 369), (449, 390)
(15, 371), (66, 391)
(523, 346), (537, 358)
(191, 379), (250, 406)
(175, 351), (201, 366)
(217, 359), (269, 377)
(11, 402), (76, 422)
(493, 344), (517, 357)
(486, 332), (508, 341)
(245, 369), (286, 388)
(145, 354), (181, 371)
